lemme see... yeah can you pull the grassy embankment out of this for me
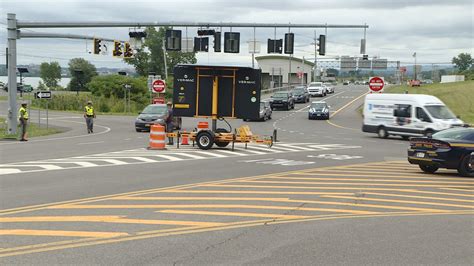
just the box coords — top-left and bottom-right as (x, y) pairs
(384, 80), (474, 124)
(0, 117), (63, 140)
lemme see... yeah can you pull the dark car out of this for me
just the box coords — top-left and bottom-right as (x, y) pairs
(135, 104), (182, 132)
(308, 101), (330, 120)
(291, 86), (310, 103)
(270, 91), (295, 110)
(408, 127), (474, 177)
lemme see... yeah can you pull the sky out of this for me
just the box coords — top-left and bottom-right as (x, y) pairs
(0, 0), (473, 69)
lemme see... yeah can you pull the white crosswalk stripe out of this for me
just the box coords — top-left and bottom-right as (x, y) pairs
(0, 142), (360, 175)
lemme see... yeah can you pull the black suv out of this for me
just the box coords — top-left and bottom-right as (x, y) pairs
(291, 86), (310, 103)
(270, 91), (295, 110)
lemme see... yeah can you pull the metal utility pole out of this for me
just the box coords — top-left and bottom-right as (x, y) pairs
(7, 13), (18, 134)
(313, 30), (318, 82)
(162, 40), (168, 80)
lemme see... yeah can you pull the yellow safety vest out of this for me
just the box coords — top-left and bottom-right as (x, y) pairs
(85, 106), (94, 116)
(19, 107), (28, 119)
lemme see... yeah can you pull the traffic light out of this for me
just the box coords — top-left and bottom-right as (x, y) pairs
(93, 38), (102, 55)
(197, 29), (215, 36)
(224, 32), (240, 53)
(165, 30), (181, 51)
(213, 32), (221, 52)
(123, 42), (133, 58)
(194, 37), (209, 52)
(284, 33), (294, 54)
(317, 35), (326, 56)
(113, 41), (123, 57)
(267, 39), (283, 54)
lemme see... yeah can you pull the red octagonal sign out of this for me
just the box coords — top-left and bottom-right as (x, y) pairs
(152, 79), (166, 93)
(369, 76), (384, 92)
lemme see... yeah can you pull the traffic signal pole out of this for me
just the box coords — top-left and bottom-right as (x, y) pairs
(6, 12), (368, 134)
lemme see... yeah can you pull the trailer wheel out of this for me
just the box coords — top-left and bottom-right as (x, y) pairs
(196, 131), (215, 150)
(215, 128), (230, 148)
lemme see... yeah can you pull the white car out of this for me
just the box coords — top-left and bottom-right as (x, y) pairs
(307, 82), (326, 97)
(323, 83), (334, 94)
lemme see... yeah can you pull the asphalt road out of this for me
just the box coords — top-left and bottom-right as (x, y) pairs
(1, 85), (473, 265)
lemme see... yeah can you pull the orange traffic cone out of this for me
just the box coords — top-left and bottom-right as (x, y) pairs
(181, 131), (190, 145)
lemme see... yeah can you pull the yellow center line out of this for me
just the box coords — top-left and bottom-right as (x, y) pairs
(320, 195), (474, 209)
(158, 210), (310, 219)
(0, 229), (128, 238)
(403, 189), (474, 198)
(262, 176), (473, 184)
(236, 180), (473, 188)
(362, 192), (474, 203)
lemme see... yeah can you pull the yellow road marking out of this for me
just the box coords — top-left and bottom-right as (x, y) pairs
(162, 190), (356, 195)
(184, 186), (419, 192)
(441, 187), (474, 192)
(326, 92), (368, 130)
(158, 210), (310, 219)
(320, 195), (474, 209)
(237, 180), (473, 188)
(46, 204), (376, 215)
(363, 192), (474, 203)
(2, 211), (472, 258)
(114, 196), (292, 201)
(403, 189), (474, 198)
(304, 169), (468, 180)
(288, 173), (451, 180)
(0, 229), (128, 238)
(0, 216), (225, 227)
(265, 176), (473, 184)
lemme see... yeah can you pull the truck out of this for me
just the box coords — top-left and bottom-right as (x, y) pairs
(362, 94), (465, 139)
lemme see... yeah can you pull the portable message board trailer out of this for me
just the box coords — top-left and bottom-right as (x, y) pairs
(172, 65), (270, 149)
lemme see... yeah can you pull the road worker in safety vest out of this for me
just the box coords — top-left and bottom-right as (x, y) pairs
(18, 101), (29, 141)
(84, 100), (96, 134)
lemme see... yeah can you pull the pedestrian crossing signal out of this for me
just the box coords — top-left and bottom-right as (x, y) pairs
(113, 41), (123, 57)
(93, 38), (102, 55)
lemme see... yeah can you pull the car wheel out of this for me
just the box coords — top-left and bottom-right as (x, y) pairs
(402, 136), (410, 140)
(196, 131), (215, 150)
(457, 153), (474, 177)
(377, 126), (388, 139)
(419, 164), (439, 174)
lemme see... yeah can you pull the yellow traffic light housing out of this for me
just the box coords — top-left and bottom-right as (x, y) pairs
(113, 41), (123, 57)
(93, 38), (102, 55)
(123, 42), (133, 58)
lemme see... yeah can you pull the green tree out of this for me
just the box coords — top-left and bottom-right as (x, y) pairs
(124, 27), (197, 77)
(39, 61), (62, 88)
(87, 74), (148, 99)
(452, 53), (473, 72)
(68, 58), (97, 91)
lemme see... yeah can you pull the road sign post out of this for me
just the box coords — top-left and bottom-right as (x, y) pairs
(369, 76), (384, 93)
(35, 91), (52, 128)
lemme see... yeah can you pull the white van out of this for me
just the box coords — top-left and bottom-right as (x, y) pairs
(362, 94), (465, 139)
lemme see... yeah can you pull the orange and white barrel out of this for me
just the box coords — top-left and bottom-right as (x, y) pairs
(197, 122), (209, 131)
(148, 124), (166, 150)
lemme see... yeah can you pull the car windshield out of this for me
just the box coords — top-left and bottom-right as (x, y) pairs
(425, 105), (456, 119)
(308, 83), (322, 87)
(141, 105), (167, 115)
(433, 128), (474, 141)
(273, 93), (288, 98)
(310, 103), (326, 109)
(292, 88), (305, 94)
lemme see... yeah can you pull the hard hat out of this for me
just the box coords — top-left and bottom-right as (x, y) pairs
(167, 101), (172, 105)
(87, 100), (92, 104)
(21, 101), (27, 105)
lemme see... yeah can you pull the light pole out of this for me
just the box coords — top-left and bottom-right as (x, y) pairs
(413, 52), (417, 81)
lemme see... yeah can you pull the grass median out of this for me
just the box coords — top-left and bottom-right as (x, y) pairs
(0, 117), (64, 140)
(384, 80), (474, 124)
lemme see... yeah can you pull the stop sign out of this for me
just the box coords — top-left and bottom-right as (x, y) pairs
(369, 76), (384, 92)
(152, 79), (166, 93)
